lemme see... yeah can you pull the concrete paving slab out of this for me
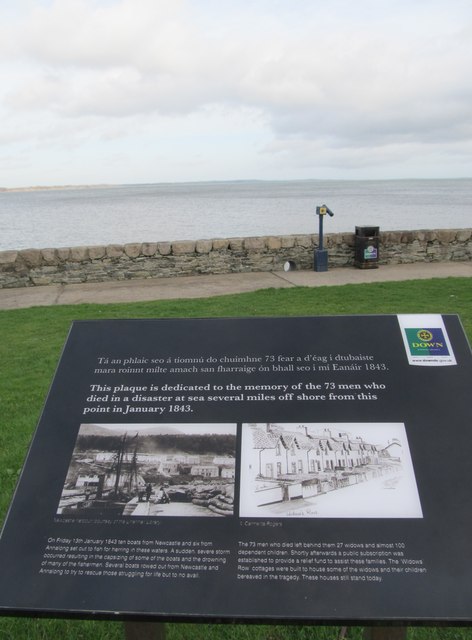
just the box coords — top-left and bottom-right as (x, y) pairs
(280, 261), (472, 287)
(0, 271), (290, 310)
(0, 262), (470, 310)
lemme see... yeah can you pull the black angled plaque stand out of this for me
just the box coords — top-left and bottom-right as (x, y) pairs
(0, 315), (470, 633)
(363, 628), (406, 639)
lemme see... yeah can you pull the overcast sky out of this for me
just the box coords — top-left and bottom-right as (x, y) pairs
(1, 0), (472, 187)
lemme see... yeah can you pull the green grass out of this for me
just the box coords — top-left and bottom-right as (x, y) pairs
(0, 276), (471, 639)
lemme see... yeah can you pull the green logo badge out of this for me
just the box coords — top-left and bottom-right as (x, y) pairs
(405, 328), (449, 357)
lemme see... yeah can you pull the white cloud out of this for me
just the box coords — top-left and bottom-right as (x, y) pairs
(1, 0), (472, 185)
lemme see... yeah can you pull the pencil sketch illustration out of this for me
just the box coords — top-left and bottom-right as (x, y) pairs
(239, 423), (422, 518)
(57, 423), (236, 518)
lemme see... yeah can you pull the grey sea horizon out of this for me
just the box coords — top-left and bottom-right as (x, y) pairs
(1, 178), (471, 252)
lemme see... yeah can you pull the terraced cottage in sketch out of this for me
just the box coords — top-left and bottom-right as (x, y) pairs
(239, 422), (423, 518)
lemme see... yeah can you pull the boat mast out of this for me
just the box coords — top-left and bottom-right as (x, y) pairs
(113, 432), (127, 495)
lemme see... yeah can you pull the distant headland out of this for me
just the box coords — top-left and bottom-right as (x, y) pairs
(0, 184), (113, 193)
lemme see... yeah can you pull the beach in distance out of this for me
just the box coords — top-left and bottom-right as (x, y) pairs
(0, 178), (471, 252)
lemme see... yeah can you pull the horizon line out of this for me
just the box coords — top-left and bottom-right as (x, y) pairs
(2, 176), (472, 193)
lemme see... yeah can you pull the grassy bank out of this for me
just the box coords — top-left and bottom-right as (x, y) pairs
(0, 277), (471, 639)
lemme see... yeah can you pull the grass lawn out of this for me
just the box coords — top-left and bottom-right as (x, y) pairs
(0, 276), (471, 639)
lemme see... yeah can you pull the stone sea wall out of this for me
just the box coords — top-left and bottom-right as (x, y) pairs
(0, 228), (470, 289)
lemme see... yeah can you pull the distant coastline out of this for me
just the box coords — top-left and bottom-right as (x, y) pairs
(0, 184), (114, 193)
(2, 176), (471, 194)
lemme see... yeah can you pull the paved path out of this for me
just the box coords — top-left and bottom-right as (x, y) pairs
(0, 262), (470, 310)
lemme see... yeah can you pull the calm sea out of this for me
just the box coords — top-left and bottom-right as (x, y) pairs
(1, 179), (471, 251)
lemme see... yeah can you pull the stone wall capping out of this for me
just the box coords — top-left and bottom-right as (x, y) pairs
(457, 229), (472, 242)
(106, 244), (124, 258)
(243, 237), (266, 250)
(228, 238), (244, 250)
(0, 250), (18, 265)
(437, 229), (459, 243)
(56, 247), (71, 261)
(89, 245), (107, 260)
(196, 239), (213, 254)
(0, 229), (470, 289)
(157, 242), (172, 256)
(295, 234), (313, 248)
(400, 231), (415, 243)
(267, 236), (282, 250)
(212, 238), (230, 250)
(124, 243), (143, 258)
(40, 248), (57, 264)
(18, 248), (42, 267)
(280, 235), (296, 248)
(69, 246), (90, 262)
(172, 240), (196, 255)
(142, 242), (158, 257)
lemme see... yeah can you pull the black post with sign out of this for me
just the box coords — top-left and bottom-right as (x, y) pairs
(314, 204), (334, 272)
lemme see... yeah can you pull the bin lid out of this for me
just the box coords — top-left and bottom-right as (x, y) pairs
(355, 226), (379, 236)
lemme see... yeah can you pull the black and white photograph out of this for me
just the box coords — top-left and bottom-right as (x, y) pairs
(239, 422), (423, 518)
(57, 423), (236, 517)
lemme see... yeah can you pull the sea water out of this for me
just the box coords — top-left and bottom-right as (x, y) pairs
(0, 178), (470, 251)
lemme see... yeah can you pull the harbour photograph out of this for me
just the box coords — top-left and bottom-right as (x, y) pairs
(57, 423), (237, 518)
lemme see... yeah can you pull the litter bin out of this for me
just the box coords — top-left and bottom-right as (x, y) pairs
(354, 226), (379, 269)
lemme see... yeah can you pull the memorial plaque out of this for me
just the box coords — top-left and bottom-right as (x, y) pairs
(0, 315), (471, 624)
